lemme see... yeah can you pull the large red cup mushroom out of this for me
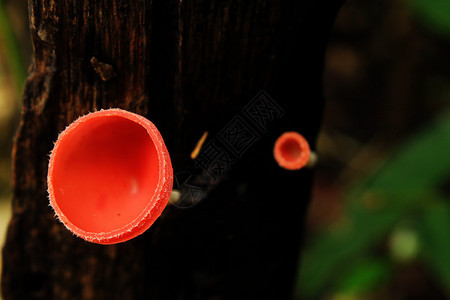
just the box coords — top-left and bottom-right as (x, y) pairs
(47, 109), (173, 244)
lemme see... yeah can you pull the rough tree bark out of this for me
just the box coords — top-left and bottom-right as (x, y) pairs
(2, 0), (343, 299)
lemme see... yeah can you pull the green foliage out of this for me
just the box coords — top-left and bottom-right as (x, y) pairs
(417, 199), (450, 290)
(408, 0), (450, 37)
(0, 0), (27, 98)
(296, 112), (450, 298)
(333, 258), (391, 295)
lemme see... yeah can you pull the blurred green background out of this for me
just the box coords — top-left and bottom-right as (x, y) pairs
(0, 0), (449, 299)
(297, 0), (450, 299)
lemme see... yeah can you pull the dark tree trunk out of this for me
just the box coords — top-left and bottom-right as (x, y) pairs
(2, 0), (342, 299)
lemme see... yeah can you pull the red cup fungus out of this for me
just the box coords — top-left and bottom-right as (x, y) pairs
(274, 131), (311, 170)
(47, 109), (173, 244)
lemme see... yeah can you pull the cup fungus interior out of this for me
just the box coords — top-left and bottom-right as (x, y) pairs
(50, 115), (159, 234)
(279, 138), (302, 162)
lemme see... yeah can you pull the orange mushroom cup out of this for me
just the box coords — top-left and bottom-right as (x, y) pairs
(47, 109), (173, 244)
(273, 131), (311, 170)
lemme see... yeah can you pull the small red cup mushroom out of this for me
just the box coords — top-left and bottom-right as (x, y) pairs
(47, 109), (173, 244)
(273, 131), (316, 170)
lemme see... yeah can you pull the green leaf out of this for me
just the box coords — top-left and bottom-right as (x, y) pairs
(334, 258), (391, 295)
(295, 194), (404, 298)
(417, 199), (450, 294)
(407, 0), (450, 37)
(296, 111), (450, 298)
(352, 114), (450, 195)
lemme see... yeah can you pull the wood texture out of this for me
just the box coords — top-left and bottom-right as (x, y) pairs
(2, 0), (343, 299)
